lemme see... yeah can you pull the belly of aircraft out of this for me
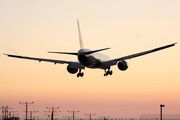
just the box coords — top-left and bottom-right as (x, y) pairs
(78, 55), (102, 68)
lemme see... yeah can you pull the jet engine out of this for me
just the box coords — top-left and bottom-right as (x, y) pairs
(117, 60), (128, 71)
(67, 65), (78, 74)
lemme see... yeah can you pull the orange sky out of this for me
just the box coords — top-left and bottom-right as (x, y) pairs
(1, 0), (180, 119)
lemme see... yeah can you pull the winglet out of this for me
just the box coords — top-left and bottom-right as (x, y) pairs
(77, 19), (84, 49)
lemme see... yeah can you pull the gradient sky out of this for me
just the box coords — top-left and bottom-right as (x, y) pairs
(1, 0), (180, 119)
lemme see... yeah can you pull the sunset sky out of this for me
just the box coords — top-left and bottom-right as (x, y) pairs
(1, 0), (180, 119)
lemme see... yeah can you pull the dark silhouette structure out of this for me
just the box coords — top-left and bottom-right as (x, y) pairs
(8, 111), (18, 118)
(19, 102), (34, 120)
(29, 111), (38, 120)
(99, 116), (109, 120)
(45, 107), (60, 120)
(85, 113), (96, 120)
(160, 104), (165, 120)
(68, 110), (79, 120)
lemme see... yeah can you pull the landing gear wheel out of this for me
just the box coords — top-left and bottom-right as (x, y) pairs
(81, 72), (84, 77)
(77, 72), (84, 77)
(109, 70), (113, 75)
(77, 73), (80, 77)
(106, 71), (109, 76)
(104, 70), (113, 76)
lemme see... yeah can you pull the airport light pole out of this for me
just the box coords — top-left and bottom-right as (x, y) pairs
(85, 113), (96, 120)
(19, 102), (34, 120)
(68, 110), (79, 120)
(0, 106), (5, 119)
(12, 113), (19, 118)
(4, 106), (14, 119)
(160, 104), (165, 120)
(29, 111), (38, 120)
(63, 116), (72, 120)
(33, 116), (39, 120)
(9, 111), (18, 118)
(45, 107), (60, 120)
(99, 116), (109, 120)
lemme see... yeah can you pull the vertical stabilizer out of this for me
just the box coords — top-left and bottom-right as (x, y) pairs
(77, 19), (84, 49)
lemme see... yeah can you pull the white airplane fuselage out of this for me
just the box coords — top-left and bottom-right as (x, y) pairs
(78, 48), (110, 69)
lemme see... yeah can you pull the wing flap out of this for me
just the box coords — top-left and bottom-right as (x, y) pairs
(5, 54), (67, 64)
(4, 54), (85, 69)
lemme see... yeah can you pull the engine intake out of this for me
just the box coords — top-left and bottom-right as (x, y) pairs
(117, 60), (128, 71)
(67, 65), (78, 74)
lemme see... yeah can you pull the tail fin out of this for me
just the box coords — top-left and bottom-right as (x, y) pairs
(77, 19), (84, 49)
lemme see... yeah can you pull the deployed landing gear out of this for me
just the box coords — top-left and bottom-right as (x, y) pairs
(77, 69), (84, 77)
(104, 68), (113, 76)
(77, 72), (84, 77)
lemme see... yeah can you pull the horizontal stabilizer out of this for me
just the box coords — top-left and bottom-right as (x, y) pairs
(48, 48), (110, 56)
(80, 48), (110, 55)
(48, 51), (78, 55)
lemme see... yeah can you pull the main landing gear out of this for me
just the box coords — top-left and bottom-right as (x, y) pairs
(104, 68), (113, 76)
(77, 69), (84, 77)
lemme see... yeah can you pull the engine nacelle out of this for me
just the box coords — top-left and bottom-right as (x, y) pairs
(67, 65), (78, 74)
(117, 60), (128, 71)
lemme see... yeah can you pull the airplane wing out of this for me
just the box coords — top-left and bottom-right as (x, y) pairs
(4, 54), (85, 69)
(101, 42), (177, 68)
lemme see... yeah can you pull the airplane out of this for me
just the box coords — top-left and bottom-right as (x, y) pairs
(4, 20), (177, 77)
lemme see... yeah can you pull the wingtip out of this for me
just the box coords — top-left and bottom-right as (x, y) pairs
(172, 42), (177, 46)
(105, 47), (111, 50)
